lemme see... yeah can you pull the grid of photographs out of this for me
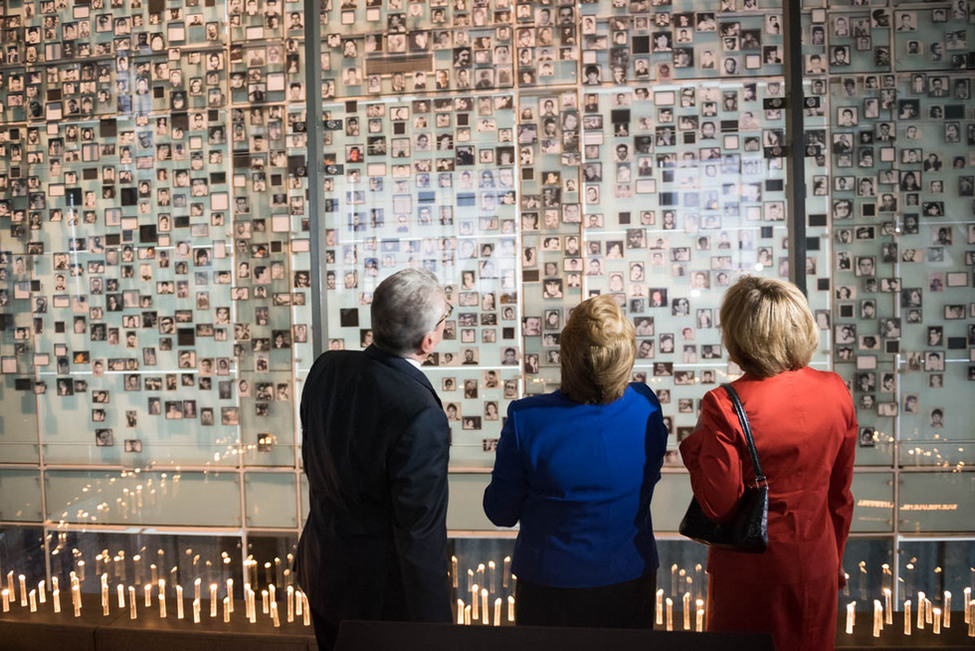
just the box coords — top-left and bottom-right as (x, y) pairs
(0, 0), (971, 475)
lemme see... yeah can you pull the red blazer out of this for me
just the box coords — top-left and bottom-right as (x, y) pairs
(680, 367), (857, 584)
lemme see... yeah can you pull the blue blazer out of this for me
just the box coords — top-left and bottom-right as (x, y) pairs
(295, 345), (452, 624)
(483, 383), (668, 588)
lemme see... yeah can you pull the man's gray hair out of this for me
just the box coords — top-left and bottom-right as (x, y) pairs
(371, 268), (444, 355)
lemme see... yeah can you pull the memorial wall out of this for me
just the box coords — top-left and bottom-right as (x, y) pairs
(0, 0), (973, 625)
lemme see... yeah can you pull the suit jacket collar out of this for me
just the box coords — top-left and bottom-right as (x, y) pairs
(364, 344), (442, 407)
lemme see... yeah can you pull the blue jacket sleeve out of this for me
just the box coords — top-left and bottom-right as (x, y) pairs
(483, 405), (526, 527)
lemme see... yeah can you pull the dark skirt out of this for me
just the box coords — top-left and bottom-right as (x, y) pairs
(515, 574), (656, 629)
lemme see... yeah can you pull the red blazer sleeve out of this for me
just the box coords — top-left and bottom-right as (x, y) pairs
(828, 382), (858, 569)
(679, 389), (743, 522)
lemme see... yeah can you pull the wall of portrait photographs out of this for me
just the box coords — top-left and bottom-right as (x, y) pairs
(0, 0), (972, 605)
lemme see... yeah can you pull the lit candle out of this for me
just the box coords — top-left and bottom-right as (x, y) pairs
(671, 564), (678, 597)
(481, 589), (489, 625)
(655, 589), (663, 625)
(451, 556), (458, 588)
(102, 578), (110, 616)
(464, 605), (471, 626)
(471, 584), (479, 620)
(177, 585), (184, 619)
(502, 557), (511, 588)
(1, 588), (8, 613)
(117, 583), (125, 608)
(488, 561), (497, 593)
(507, 595), (515, 622)
(193, 598), (201, 624)
(303, 594), (311, 626)
(696, 608), (704, 633)
(270, 600), (280, 628)
(933, 607), (941, 634)
(944, 591), (951, 628)
(917, 592), (925, 629)
(129, 586), (137, 619)
(683, 592), (691, 630)
(227, 579), (234, 613)
(210, 583), (218, 618)
(665, 598), (673, 631)
(926, 596), (933, 625)
(5, 571), (13, 598)
(159, 579), (167, 618)
(262, 589), (269, 615)
(269, 584), (276, 607)
(845, 602), (856, 634)
(247, 588), (257, 623)
(872, 599), (882, 637)
(38, 580), (46, 604)
(194, 578), (202, 602)
(477, 564), (485, 590)
(295, 589), (303, 616)
(53, 588), (61, 614)
(144, 584), (152, 608)
(456, 599), (465, 625)
(493, 598), (501, 626)
(223, 596), (230, 623)
(72, 581), (82, 617)
(467, 569), (474, 593)
(903, 600), (911, 636)
(965, 588), (971, 624)
(287, 586), (294, 623)
(19, 575), (27, 607)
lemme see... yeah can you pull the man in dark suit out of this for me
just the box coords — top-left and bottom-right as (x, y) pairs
(296, 269), (453, 650)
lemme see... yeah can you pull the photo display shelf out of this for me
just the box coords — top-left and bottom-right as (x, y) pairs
(799, 3), (975, 471)
(0, 0), (967, 484)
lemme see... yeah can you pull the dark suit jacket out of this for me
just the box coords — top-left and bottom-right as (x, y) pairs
(295, 344), (452, 625)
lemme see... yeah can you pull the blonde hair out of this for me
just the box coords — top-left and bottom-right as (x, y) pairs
(560, 294), (635, 404)
(720, 276), (818, 378)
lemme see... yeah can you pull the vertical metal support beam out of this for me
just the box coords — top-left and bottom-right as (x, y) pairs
(783, 0), (807, 295)
(304, 0), (326, 358)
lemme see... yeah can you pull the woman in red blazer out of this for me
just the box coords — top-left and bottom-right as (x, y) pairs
(680, 276), (857, 651)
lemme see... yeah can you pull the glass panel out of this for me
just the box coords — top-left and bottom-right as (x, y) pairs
(0, 526), (46, 596)
(898, 472), (975, 533)
(244, 472), (298, 528)
(850, 472), (894, 533)
(842, 537), (895, 609)
(447, 473), (495, 532)
(898, 539), (975, 611)
(0, 469), (43, 522)
(44, 470), (241, 527)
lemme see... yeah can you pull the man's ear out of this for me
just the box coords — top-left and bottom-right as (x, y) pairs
(418, 331), (437, 357)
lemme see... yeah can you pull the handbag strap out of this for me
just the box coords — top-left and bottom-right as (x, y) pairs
(722, 383), (767, 486)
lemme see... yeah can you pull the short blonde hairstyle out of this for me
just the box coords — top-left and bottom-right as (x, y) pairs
(720, 276), (818, 378)
(560, 294), (635, 404)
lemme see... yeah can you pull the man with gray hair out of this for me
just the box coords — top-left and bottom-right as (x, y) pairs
(296, 269), (453, 650)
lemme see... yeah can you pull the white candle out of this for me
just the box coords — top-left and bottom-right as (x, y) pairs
(262, 589), (269, 615)
(269, 584), (276, 606)
(666, 598), (673, 631)
(696, 608), (704, 632)
(464, 605), (471, 626)
(670, 564), (678, 597)
(488, 561), (497, 593)
(295, 589), (303, 616)
(917, 592), (925, 629)
(72, 582), (82, 617)
(28, 589), (36, 612)
(502, 557), (511, 588)
(1, 588), (9, 613)
(507, 595), (515, 622)
(683, 592), (691, 630)
(926, 597), (933, 624)
(144, 584), (152, 608)
(872, 599), (882, 637)
(481, 589), (489, 625)
(117, 584), (125, 608)
(38, 580), (46, 604)
(194, 578), (201, 602)
(303, 594), (311, 627)
(19, 575), (27, 607)
(451, 556), (458, 588)
(226, 579), (234, 613)
(933, 607), (941, 634)
(271, 600), (280, 627)
(129, 587), (137, 619)
(467, 569), (474, 593)
(845, 602), (856, 634)
(210, 583), (218, 618)
(5, 571), (13, 599)
(159, 580), (167, 618)
(223, 596), (230, 623)
(53, 588), (61, 613)
(944, 591), (951, 628)
(493, 598), (502, 626)
(884, 588), (892, 624)
(456, 599), (465, 625)
(904, 600), (911, 635)
(177, 585), (184, 619)
(655, 588), (663, 625)
(965, 588), (971, 624)
(193, 598), (201, 623)
(477, 564), (485, 590)
(471, 584), (479, 620)
(102, 581), (110, 616)
(287, 586), (294, 623)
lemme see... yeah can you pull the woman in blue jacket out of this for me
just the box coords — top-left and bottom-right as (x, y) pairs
(483, 294), (668, 627)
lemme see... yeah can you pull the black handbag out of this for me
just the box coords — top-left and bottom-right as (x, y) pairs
(679, 384), (769, 553)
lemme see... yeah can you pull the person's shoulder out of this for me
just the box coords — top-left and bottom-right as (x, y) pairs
(626, 382), (662, 410)
(506, 390), (569, 415)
